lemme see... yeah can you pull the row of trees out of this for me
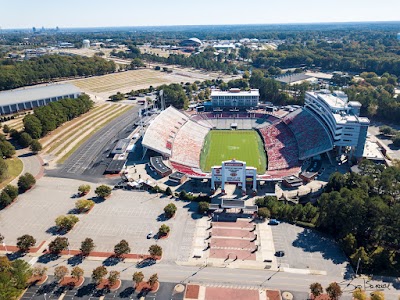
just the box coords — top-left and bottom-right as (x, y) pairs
(0, 173), (36, 210)
(23, 94), (94, 138)
(0, 55), (116, 91)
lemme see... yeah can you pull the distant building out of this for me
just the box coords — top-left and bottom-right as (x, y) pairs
(211, 88), (259, 108)
(180, 38), (202, 48)
(305, 90), (370, 158)
(275, 73), (318, 86)
(0, 84), (82, 115)
(82, 39), (90, 49)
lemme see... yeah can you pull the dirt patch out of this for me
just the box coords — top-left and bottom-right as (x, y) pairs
(185, 284), (200, 299)
(28, 275), (48, 285)
(135, 281), (159, 293)
(205, 287), (259, 300)
(266, 290), (282, 300)
(97, 278), (121, 291)
(59, 276), (84, 288)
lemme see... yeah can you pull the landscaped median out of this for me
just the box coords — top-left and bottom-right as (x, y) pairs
(0, 157), (23, 189)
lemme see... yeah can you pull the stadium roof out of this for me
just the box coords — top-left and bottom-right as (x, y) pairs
(0, 84), (81, 107)
(275, 73), (314, 85)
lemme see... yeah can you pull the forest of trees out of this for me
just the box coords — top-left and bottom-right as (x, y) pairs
(0, 55), (115, 91)
(256, 160), (400, 275)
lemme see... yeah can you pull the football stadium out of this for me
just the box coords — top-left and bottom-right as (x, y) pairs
(141, 88), (369, 193)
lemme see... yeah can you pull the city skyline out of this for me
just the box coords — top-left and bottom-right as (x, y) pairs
(2, 0), (400, 29)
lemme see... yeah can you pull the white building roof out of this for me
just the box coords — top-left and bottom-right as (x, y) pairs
(0, 84), (81, 107)
(211, 89), (259, 97)
(317, 93), (347, 109)
(363, 140), (385, 161)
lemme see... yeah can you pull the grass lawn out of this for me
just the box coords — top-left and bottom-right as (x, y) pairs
(200, 130), (267, 174)
(0, 157), (23, 189)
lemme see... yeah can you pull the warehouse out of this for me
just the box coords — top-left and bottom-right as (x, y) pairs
(0, 83), (82, 115)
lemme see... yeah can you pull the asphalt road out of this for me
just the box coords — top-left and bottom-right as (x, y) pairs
(18, 257), (399, 300)
(47, 105), (141, 182)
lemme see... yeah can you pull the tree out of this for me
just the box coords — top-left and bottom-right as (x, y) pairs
(257, 207), (271, 219)
(0, 191), (12, 208)
(78, 184), (90, 195)
(80, 238), (95, 256)
(158, 224), (170, 236)
(326, 282), (342, 300)
(130, 58), (145, 69)
(0, 256), (12, 272)
(114, 240), (130, 257)
(71, 266), (84, 281)
(132, 271), (144, 286)
(55, 215), (79, 231)
(75, 199), (95, 212)
(163, 203), (177, 218)
(16, 234), (36, 252)
(0, 157), (9, 182)
(95, 185), (112, 198)
(148, 273), (158, 288)
(370, 291), (385, 300)
(0, 139), (15, 158)
(165, 187), (172, 196)
(17, 172), (36, 193)
(108, 270), (120, 286)
(48, 237), (69, 254)
(353, 288), (367, 300)
(3, 184), (18, 200)
(18, 132), (33, 148)
(392, 135), (400, 147)
(32, 266), (47, 278)
(23, 115), (42, 139)
(148, 244), (162, 257)
(2, 124), (10, 134)
(379, 125), (395, 136)
(29, 140), (42, 153)
(309, 282), (323, 298)
(92, 266), (108, 284)
(54, 266), (69, 282)
(198, 201), (209, 214)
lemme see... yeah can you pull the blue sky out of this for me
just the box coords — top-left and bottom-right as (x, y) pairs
(2, 0), (400, 29)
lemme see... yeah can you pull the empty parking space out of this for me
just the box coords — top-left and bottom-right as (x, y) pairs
(270, 223), (349, 276)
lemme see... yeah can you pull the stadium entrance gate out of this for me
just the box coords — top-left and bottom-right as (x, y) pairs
(211, 159), (257, 196)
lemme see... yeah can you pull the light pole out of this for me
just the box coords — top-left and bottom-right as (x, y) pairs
(2, 242), (6, 253)
(44, 293), (47, 300)
(355, 257), (361, 278)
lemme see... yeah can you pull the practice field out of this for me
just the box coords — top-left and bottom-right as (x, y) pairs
(200, 130), (267, 174)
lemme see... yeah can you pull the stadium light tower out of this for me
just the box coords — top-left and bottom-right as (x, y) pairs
(160, 90), (165, 111)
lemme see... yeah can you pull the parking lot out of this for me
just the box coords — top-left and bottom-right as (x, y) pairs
(0, 176), (198, 262)
(270, 222), (349, 276)
(21, 276), (185, 300)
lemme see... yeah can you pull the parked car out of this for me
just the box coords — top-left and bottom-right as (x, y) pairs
(269, 219), (280, 225)
(275, 250), (285, 257)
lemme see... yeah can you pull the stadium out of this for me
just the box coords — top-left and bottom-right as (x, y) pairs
(142, 88), (369, 194)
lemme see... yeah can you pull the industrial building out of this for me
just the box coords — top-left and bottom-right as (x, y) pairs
(0, 84), (82, 115)
(211, 88), (259, 109)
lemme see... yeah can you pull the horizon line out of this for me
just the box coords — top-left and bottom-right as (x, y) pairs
(2, 20), (400, 31)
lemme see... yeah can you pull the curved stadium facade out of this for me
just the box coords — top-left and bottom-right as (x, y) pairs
(142, 89), (369, 181)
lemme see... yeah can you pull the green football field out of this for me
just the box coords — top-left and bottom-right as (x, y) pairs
(200, 130), (267, 174)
